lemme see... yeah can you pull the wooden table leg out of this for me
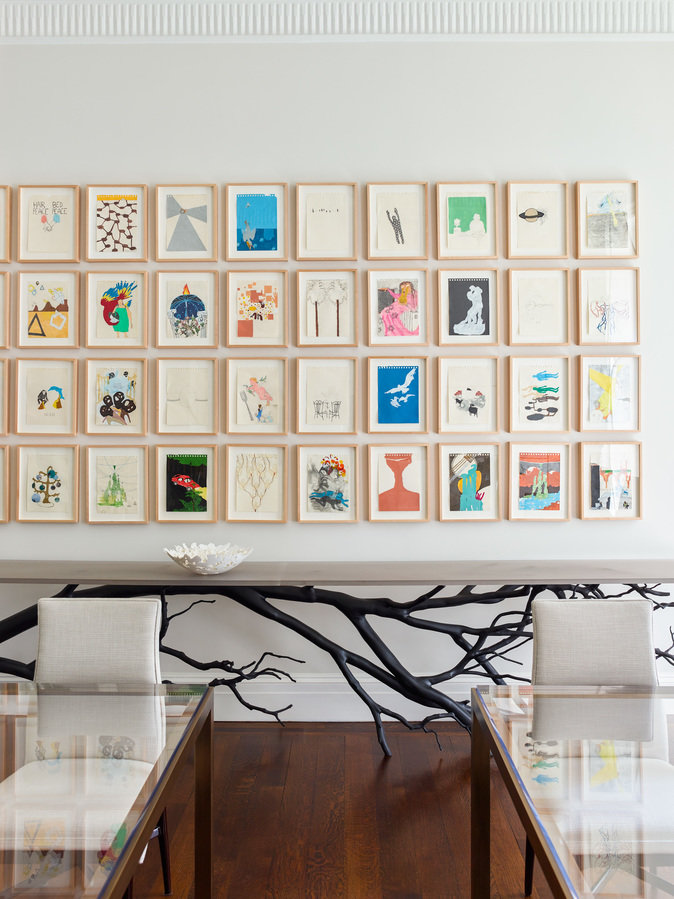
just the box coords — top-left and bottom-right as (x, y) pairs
(471, 701), (491, 899)
(194, 707), (213, 898)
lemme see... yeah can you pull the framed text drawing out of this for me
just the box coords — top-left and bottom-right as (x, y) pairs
(85, 271), (147, 348)
(156, 445), (216, 522)
(508, 442), (570, 521)
(297, 445), (358, 523)
(15, 358), (77, 436)
(579, 441), (642, 520)
(438, 356), (498, 433)
(506, 181), (569, 258)
(155, 184), (217, 262)
(226, 357), (287, 435)
(436, 181), (497, 259)
(296, 182), (357, 261)
(17, 271), (79, 349)
(155, 357), (217, 435)
(85, 359), (147, 435)
(367, 182), (428, 260)
(18, 185), (79, 263)
(296, 357), (357, 434)
(368, 444), (429, 522)
(367, 269), (428, 346)
(227, 270), (288, 347)
(368, 357), (427, 434)
(509, 356), (570, 433)
(225, 444), (287, 523)
(438, 269), (498, 346)
(579, 354), (640, 432)
(296, 270), (357, 346)
(508, 268), (569, 345)
(577, 268), (640, 345)
(155, 271), (218, 348)
(225, 183), (287, 261)
(86, 445), (148, 524)
(17, 444), (79, 523)
(85, 184), (148, 262)
(577, 180), (639, 258)
(438, 443), (500, 522)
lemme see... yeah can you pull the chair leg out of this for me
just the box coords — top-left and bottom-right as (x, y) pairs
(157, 808), (172, 895)
(123, 880), (133, 899)
(524, 835), (535, 896)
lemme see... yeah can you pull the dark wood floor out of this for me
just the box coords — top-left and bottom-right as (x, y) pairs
(133, 721), (554, 898)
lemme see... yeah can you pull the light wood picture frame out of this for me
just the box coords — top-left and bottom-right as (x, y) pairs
(18, 185), (80, 263)
(506, 181), (569, 259)
(438, 268), (498, 346)
(296, 269), (357, 346)
(576, 180), (639, 258)
(0, 445), (7, 522)
(85, 271), (147, 348)
(225, 444), (287, 523)
(85, 184), (148, 262)
(16, 444), (79, 523)
(579, 441), (642, 520)
(297, 444), (358, 522)
(367, 269), (428, 346)
(0, 271), (8, 347)
(508, 442), (570, 521)
(226, 357), (287, 435)
(438, 443), (501, 522)
(156, 445), (216, 522)
(155, 357), (218, 434)
(296, 182), (357, 261)
(155, 183), (217, 262)
(85, 359), (147, 435)
(508, 268), (570, 345)
(509, 356), (570, 433)
(436, 181), (498, 259)
(296, 357), (357, 434)
(0, 359), (7, 435)
(579, 354), (640, 432)
(438, 356), (499, 433)
(577, 267), (640, 345)
(0, 186), (9, 262)
(17, 271), (79, 349)
(86, 445), (148, 524)
(366, 182), (428, 260)
(225, 183), (288, 261)
(368, 357), (428, 434)
(15, 358), (77, 436)
(155, 270), (218, 348)
(368, 444), (429, 522)
(227, 270), (288, 347)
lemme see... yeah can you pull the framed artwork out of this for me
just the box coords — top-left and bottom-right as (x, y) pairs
(85, 271), (147, 348)
(17, 271), (79, 349)
(15, 358), (77, 435)
(156, 445), (216, 522)
(368, 357), (427, 434)
(86, 445), (148, 524)
(580, 817), (642, 896)
(509, 356), (570, 433)
(85, 359), (147, 435)
(155, 357), (217, 434)
(506, 181), (569, 258)
(296, 182), (357, 260)
(576, 180), (639, 258)
(225, 183), (287, 261)
(438, 269), (498, 346)
(0, 359), (7, 434)
(508, 442), (570, 521)
(579, 355), (640, 432)
(85, 184), (148, 262)
(18, 185), (79, 262)
(0, 186), (9, 262)
(296, 269), (357, 346)
(225, 444), (286, 523)
(438, 356), (498, 433)
(436, 181), (498, 259)
(155, 184), (217, 261)
(366, 182), (428, 260)
(16, 444), (79, 523)
(297, 357), (357, 434)
(508, 268), (570, 345)
(577, 268), (640, 345)
(438, 443), (500, 521)
(579, 441), (642, 520)
(368, 444), (429, 522)
(0, 271), (7, 347)
(226, 357), (287, 434)
(227, 270), (288, 346)
(0, 446), (7, 522)
(297, 445), (358, 522)
(367, 269), (428, 346)
(155, 270), (218, 348)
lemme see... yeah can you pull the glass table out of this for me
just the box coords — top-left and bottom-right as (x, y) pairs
(0, 682), (213, 898)
(472, 685), (674, 899)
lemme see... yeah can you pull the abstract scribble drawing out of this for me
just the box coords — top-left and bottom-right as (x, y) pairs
(96, 194), (138, 254)
(235, 452), (278, 513)
(590, 299), (629, 338)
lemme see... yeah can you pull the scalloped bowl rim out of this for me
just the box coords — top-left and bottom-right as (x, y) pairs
(164, 543), (253, 575)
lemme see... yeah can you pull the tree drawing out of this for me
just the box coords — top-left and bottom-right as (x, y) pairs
(31, 466), (61, 506)
(306, 279), (348, 338)
(235, 453), (278, 512)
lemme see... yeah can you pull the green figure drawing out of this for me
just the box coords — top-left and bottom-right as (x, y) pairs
(532, 469), (548, 499)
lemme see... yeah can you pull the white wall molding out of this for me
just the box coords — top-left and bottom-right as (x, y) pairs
(1, 1), (674, 42)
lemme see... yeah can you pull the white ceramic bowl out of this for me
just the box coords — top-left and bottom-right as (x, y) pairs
(164, 542), (253, 575)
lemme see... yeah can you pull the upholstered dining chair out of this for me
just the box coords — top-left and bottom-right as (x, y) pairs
(524, 596), (658, 896)
(32, 596), (171, 897)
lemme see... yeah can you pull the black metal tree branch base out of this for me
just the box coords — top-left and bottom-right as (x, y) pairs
(0, 581), (671, 756)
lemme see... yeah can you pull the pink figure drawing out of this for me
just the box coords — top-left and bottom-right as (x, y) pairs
(379, 281), (419, 338)
(247, 377), (273, 405)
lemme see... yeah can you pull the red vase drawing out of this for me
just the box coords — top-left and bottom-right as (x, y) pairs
(378, 453), (420, 512)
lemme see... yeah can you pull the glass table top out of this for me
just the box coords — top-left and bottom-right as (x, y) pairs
(477, 685), (674, 899)
(0, 682), (208, 896)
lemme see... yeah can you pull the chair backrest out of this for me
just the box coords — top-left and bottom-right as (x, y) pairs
(531, 596), (658, 687)
(34, 597), (162, 684)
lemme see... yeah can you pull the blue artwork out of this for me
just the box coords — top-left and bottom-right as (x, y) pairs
(376, 364), (420, 425)
(236, 193), (278, 252)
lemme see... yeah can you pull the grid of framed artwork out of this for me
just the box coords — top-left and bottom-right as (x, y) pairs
(0, 180), (641, 523)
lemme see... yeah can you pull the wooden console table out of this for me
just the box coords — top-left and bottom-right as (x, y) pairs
(0, 559), (671, 755)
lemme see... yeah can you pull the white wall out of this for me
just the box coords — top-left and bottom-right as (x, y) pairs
(1, 39), (672, 717)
